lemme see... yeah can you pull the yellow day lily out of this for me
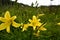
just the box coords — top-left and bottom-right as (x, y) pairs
(0, 11), (20, 33)
(28, 15), (43, 30)
(28, 15), (47, 36)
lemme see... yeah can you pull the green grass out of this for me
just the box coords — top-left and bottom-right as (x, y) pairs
(0, 4), (60, 40)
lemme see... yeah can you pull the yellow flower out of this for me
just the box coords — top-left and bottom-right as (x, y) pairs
(0, 11), (20, 33)
(28, 15), (42, 30)
(28, 15), (47, 36)
(22, 24), (29, 31)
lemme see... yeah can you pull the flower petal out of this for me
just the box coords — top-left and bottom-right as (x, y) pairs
(33, 16), (37, 21)
(29, 19), (32, 22)
(39, 23), (47, 31)
(5, 22), (11, 33)
(22, 24), (29, 31)
(0, 23), (7, 31)
(37, 22), (42, 26)
(57, 23), (60, 25)
(12, 21), (20, 28)
(39, 27), (47, 31)
(6, 26), (10, 33)
(11, 16), (17, 21)
(38, 19), (41, 21)
(33, 26), (36, 30)
(4, 11), (11, 19)
(0, 17), (7, 22)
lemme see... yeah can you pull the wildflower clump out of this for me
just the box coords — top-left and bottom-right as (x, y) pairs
(0, 11), (47, 37)
(28, 15), (47, 36)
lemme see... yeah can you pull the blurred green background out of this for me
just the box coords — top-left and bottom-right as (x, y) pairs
(0, 0), (60, 40)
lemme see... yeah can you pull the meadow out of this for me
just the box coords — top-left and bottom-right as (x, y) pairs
(0, 2), (60, 40)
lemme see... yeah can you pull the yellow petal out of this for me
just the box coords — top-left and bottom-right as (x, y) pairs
(37, 22), (42, 26)
(0, 23), (7, 31)
(57, 23), (60, 25)
(42, 23), (47, 27)
(22, 24), (29, 31)
(22, 27), (27, 31)
(39, 27), (47, 31)
(33, 26), (36, 30)
(6, 26), (10, 33)
(4, 11), (11, 19)
(33, 16), (37, 21)
(11, 16), (17, 20)
(29, 19), (32, 22)
(38, 19), (41, 21)
(38, 23), (47, 31)
(0, 17), (7, 22)
(6, 22), (11, 33)
(28, 24), (33, 26)
(12, 21), (20, 28)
